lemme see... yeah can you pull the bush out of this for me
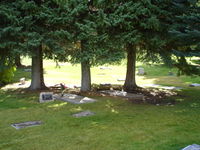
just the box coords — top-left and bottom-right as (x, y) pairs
(0, 66), (16, 85)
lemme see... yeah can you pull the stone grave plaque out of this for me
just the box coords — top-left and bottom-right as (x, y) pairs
(117, 79), (125, 82)
(72, 110), (95, 118)
(11, 121), (42, 130)
(141, 84), (182, 90)
(182, 144), (200, 150)
(24, 68), (31, 72)
(137, 67), (145, 75)
(53, 94), (97, 104)
(189, 83), (200, 87)
(99, 66), (112, 70)
(100, 90), (144, 100)
(39, 92), (54, 103)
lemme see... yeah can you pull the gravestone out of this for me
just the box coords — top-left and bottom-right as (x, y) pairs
(100, 90), (144, 100)
(19, 77), (25, 85)
(189, 83), (200, 87)
(72, 110), (95, 118)
(24, 68), (31, 72)
(99, 66), (112, 70)
(117, 79), (125, 82)
(137, 67), (145, 75)
(53, 94), (97, 104)
(39, 92), (54, 103)
(99, 83), (111, 90)
(168, 71), (174, 76)
(182, 144), (200, 150)
(11, 121), (42, 130)
(98, 73), (106, 76)
(141, 84), (182, 90)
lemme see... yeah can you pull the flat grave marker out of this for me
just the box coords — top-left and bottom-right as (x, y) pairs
(182, 144), (200, 150)
(189, 83), (200, 87)
(99, 66), (112, 70)
(117, 79), (125, 82)
(53, 94), (97, 104)
(39, 92), (54, 103)
(141, 84), (182, 90)
(72, 110), (95, 118)
(11, 121), (42, 130)
(100, 90), (144, 100)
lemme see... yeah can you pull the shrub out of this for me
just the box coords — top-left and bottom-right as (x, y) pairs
(0, 66), (16, 85)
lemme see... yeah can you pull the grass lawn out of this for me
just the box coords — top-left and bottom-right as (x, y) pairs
(0, 58), (200, 150)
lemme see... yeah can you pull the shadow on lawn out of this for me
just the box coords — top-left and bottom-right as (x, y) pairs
(0, 88), (57, 110)
(12, 67), (31, 83)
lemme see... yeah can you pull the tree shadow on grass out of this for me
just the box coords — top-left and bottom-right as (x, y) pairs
(0, 88), (60, 110)
(12, 67), (32, 83)
(140, 74), (200, 106)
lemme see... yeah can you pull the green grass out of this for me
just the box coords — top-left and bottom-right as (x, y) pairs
(13, 57), (200, 87)
(0, 58), (200, 150)
(0, 89), (200, 150)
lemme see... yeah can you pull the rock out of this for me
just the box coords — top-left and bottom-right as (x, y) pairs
(72, 110), (95, 118)
(11, 121), (42, 130)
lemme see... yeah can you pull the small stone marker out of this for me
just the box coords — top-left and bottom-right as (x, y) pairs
(141, 84), (182, 90)
(117, 79), (125, 82)
(19, 77), (25, 85)
(11, 121), (42, 130)
(137, 67), (145, 75)
(39, 92), (54, 103)
(99, 66), (112, 70)
(168, 71), (174, 76)
(72, 110), (95, 118)
(24, 68), (31, 72)
(97, 73), (106, 75)
(100, 90), (144, 100)
(182, 144), (200, 150)
(189, 83), (200, 87)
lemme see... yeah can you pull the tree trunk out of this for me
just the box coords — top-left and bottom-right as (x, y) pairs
(80, 40), (91, 92)
(15, 55), (23, 68)
(123, 44), (137, 92)
(81, 60), (91, 92)
(29, 45), (47, 90)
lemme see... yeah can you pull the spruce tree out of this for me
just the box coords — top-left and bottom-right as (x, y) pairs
(0, 0), (21, 84)
(55, 0), (124, 92)
(170, 0), (200, 75)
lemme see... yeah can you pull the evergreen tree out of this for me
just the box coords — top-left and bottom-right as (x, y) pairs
(56, 0), (124, 92)
(102, 0), (199, 92)
(170, 0), (200, 75)
(0, 0), (70, 89)
(0, 0), (21, 85)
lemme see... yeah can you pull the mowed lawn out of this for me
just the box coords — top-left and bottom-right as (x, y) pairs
(0, 58), (200, 150)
